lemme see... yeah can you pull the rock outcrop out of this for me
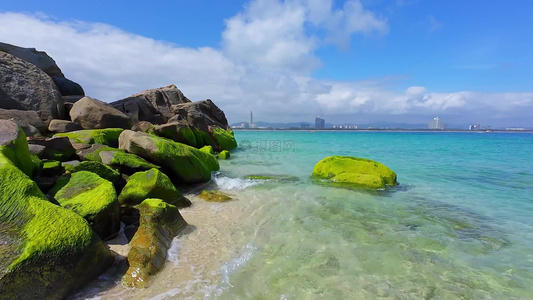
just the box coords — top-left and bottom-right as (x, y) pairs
(70, 97), (132, 129)
(0, 42), (84, 97)
(0, 121), (114, 299)
(113, 84), (190, 121)
(312, 156), (398, 190)
(119, 130), (219, 183)
(0, 108), (46, 133)
(54, 128), (124, 146)
(0, 52), (64, 122)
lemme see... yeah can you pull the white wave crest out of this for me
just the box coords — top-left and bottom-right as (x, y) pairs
(213, 176), (261, 190)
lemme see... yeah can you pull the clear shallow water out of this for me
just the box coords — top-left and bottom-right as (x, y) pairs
(209, 131), (533, 299)
(81, 131), (533, 299)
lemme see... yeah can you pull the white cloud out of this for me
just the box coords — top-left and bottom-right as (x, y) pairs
(0, 5), (532, 128)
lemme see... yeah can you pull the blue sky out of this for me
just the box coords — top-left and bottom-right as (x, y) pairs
(1, 0), (532, 127)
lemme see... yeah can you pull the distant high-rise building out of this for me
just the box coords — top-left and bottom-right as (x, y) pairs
(428, 117), (446, 130)
(315, 117), (325, 129)
(469, 124), (482, 130)
(249, 111), (253, 127)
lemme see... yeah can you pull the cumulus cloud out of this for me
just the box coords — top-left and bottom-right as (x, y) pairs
(0, 1), (532, 127)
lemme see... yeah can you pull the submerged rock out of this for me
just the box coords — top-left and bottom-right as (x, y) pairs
(52, 171), (120, 240)
(122, 199), (188, 288)
(0, 124), (114, 298)
(118, 168), (191, 208)
(119, 130), (219, 183)
(312, 156), (398, 190)
(199, 190), (232, 202)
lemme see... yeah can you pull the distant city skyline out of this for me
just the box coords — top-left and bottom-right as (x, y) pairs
(1, 1), (532, 127)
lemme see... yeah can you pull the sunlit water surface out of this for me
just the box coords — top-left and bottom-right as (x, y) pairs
(77, 131), (533, 299)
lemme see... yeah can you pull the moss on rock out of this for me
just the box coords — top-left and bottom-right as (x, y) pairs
(312, 156), (398, 190)
(121, 198), (187, 288)
(199, 145), (215, 155)
(218, 150), (230, 160)
(53, 171), (120, 240)
(70, 161), (121, 185)
(54, 128), (124, 147)
(0, 162), (114, 299)
(211, 127), (238, 150)
(99, 150), (160, 174)
(118, 168), (191, 208)
(41, 159), (64, 177)
(119, 130), (219, 183)
(0, 121), (41, 177)
(199, 190), (232, 202)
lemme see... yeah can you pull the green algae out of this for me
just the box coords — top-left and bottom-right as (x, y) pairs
(153, 123), (198, 147)
(212, 127), (238, 150)
(100, 150), (160, 173)
(153, 136), (220, 183)
(218, 150), (231, 160)
(199, 145), (215, 155)
(0, 127), (40, 177)
(54, 128), (124, 146)
(121, 198), (187, 288)
(70, 161), (121, 184)
(118, 168), (190, 208)
(53, 171), (120, 239)
(199, 190), (232, 202)
(312, 156), (397, 190)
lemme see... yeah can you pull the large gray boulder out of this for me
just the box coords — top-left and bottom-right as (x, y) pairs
(119, 84), (191, 121)
(109, 96), (165, 125)
(0, 42), (84, 97)
(70, 96), (132, 129)
(170, 99), (229, 132)
(48, 119), (82, 133)
(0, 42), (64, 77)
(0, 108), (46, 133)
(0, 52), (65, 121)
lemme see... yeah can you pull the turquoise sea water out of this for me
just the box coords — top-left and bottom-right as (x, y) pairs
(207, 131), (533, 299)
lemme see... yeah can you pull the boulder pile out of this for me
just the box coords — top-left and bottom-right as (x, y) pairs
(0, 42), (237, 298)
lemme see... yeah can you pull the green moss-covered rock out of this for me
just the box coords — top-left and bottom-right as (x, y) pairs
(118, 168), (190, 208)
(77, 144), (119, 163)
(199, 145), (215, 155)
(211, 127), (238, 150)
(0, 162), (114, 299)
(54, 128), (124, 147)
(199, 190), (232, 202)
(119, 130), (219, 183)
(312, 156), (398, 190)
(152, 122), (198, 147)
(53, 171), (120, 240)
(70, 161), (121, 185)
(0, 120), (41, 177)
(99, 150), (160, 174)
(122, 199), (188, 288)
(218, 150), (230, 160)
